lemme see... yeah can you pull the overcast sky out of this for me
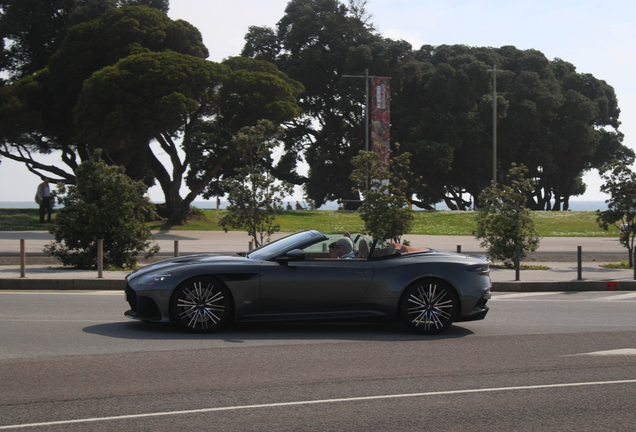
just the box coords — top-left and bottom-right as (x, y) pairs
(1, 0), (634, 202)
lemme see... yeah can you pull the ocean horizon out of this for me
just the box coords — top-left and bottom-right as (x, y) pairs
(0, 200), (609, 212)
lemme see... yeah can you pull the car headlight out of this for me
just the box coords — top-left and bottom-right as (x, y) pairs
(138, 272), (172, 286)
(466, 264), (490, 275)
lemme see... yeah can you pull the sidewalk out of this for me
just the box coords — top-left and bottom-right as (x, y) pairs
(1, 230), (629, 257)
(1, 231), (634, 291)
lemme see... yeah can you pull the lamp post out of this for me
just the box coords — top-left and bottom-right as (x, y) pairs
(487, 65), (501, 184)
(343, 68), (371, 190)
(343, 68), (370, 152)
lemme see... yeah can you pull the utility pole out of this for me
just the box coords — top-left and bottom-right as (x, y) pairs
(343, 68), (370, 152)
(343, 68), (371, 190)
(487, 65), (501, 185)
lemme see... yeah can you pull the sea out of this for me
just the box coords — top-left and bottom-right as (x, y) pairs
(0, 200), (610, 211)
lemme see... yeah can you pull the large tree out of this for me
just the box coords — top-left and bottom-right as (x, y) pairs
(243, 2), (632, 210)
(394, 45), (633, 210)
(242, 0), (384, 208)
(0, 5), (206, 185)
(75, 52), (303, 223)
(0, 0), (169, 80)
(1, 5), (303, 223)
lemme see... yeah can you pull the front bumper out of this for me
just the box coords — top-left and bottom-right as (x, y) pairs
(456, 288), (491, 322)
(124, 285), (163, 322)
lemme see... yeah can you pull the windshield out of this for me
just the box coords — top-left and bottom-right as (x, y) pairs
(247, 230), (327, 261)
(300, 233), (374, 259)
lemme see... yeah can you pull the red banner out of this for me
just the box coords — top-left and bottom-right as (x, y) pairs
(371, 77), (390, 170)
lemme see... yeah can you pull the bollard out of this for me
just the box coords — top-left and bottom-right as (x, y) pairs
(174, 240), (179, 257)
(97, 239), (103, 279)
(515, 245), (520, 281)
(577, 246), (582, 280)
(456, 245), (461, 253)
(249, 241), (253, 251)
(20, 239), (26, 278)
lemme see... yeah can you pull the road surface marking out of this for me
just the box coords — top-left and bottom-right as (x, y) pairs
(574, 348), (636, 356)
(2, 379), (636, 430)
(598, 292), (636, 301)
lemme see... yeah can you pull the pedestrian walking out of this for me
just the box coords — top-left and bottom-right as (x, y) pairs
(35, 178), (54, 223)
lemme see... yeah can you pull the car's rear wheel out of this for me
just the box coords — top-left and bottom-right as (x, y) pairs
(399, 280), (458, 335)
(170, 276), (231, 333)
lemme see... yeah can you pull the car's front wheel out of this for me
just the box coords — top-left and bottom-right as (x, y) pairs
(399, 280), (458, 335)
(170, 277), (232, 333)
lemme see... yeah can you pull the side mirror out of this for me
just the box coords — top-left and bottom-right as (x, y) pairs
(276, 248), (306, 265)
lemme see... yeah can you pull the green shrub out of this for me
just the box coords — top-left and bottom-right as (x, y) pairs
(219, 121), (293, 247)
(350, 145), (415, 243)
(474, 164), (540, 265)
(44, 152), (159, 268)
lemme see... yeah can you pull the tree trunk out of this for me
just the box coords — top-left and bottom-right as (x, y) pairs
(443, 197), (459, 211)
(562, 195), (570, 211)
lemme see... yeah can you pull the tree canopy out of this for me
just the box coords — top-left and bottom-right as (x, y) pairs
(242, 0), (633, 210)
(0, 0), (169, 80)
(1, 5), (303, 223)
(3, 0), (633, 214)
(75, 50), (303, 223)
(1, 5), (207, 184)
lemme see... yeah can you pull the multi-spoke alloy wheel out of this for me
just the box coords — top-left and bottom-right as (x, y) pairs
(170, 277), (231, 333)
(399, 281), (457, 335)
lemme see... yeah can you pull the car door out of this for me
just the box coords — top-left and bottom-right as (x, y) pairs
(259, 258), (374, 313)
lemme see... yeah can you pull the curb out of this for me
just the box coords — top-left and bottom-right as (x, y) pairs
(1, 279), (635, 292)
(0, 279), (126, 290)
(493, 280), (636, 292)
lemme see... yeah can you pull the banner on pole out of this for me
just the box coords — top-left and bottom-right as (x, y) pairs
(371, 77), (390, 172)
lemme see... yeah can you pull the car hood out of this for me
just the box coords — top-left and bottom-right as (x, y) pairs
(126, 253), (251, 280)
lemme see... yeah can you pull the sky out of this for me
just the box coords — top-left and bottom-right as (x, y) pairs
(1, 0), (635, 203)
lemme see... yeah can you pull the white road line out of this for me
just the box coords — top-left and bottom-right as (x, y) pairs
(598, 293), (636, 301)
(2, 379), (636, 430)
(576, 348), (636, 356)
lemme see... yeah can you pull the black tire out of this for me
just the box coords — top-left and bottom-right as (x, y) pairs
(170, 276), (232, 333)
(399, 280), (458, 335)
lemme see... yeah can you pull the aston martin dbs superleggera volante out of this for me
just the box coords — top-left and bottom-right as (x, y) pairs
(125, 230), (491, 335)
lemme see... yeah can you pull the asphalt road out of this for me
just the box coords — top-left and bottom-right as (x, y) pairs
(1, 291), (636, 431)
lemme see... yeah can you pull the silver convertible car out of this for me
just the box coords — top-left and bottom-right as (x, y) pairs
(125, 230), (491, 335)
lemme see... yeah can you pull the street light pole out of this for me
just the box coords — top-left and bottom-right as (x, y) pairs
(343, 68), (370, 152)
(487, 64), (501, 185)
(365, 68), (369, 153)
(343, 68), (371, 190)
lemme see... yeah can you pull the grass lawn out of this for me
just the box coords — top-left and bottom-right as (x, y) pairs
(0, 207), (621, 237)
